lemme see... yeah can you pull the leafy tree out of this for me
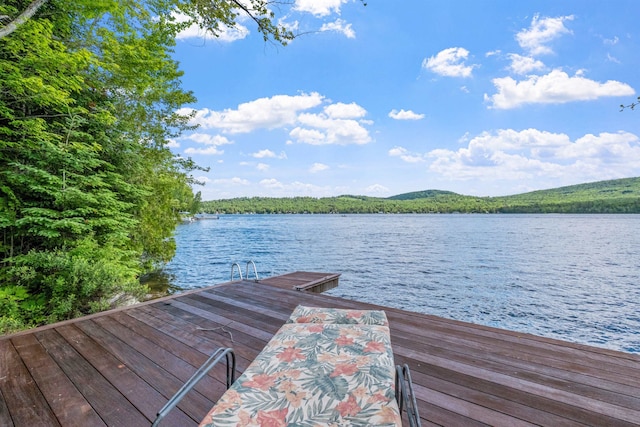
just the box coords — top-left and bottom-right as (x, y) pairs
(0, 0), (292, 333)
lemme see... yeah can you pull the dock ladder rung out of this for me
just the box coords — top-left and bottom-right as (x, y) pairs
(230, 261), (259, 282)
(231, 263), (243, 281)
(246, 260), (259, 281)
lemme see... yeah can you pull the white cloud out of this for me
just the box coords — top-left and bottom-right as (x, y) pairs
(173, 11), (249, 42)
(508, 54), (545, 75)
(364, 184), (389, 195)
(257, 163), (270, 172)
(180, 93), (372, 146)
(516, 14), (574, 56)
(186, 133), (233, 146)
(325, 102), (366, 119)
(182, 133), (232, 155)
(388, 146), (425, 163)
(194, 175), (211, 183)
(288, 127), (326, 145)
(485, 69), (635, 109)
(286, 181), (333, 195)
(166, 139), (180, 148)
(184, 146), (224, 155)
(422, 47), (477, 78)
(607, 53), (621, 64)
(178, 92), (325, 133)
(603, 36), (619, 46)
(251, 149), (277, 158)
(388, 109), (425, 120)
(320, 19), (355, 38)
(258, 178), (334, 197)
(294, 0), (349, 17)
(426, 129), (640, 186)
(278, 17), (299, 34)
(212, 177), (251, 186)
(309, 163), (329, 173)
(260, 178), (284, 189)
(291, 112), (371, 145)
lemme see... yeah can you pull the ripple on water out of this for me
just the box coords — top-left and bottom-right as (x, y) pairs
(160, 214), (640, 353)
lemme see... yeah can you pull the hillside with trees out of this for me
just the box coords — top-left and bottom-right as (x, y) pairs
(0, 0), (291, 333)
(201, 177), (640, 214)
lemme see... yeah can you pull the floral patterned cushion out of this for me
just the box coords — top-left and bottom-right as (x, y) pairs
(286, 305), (389, 326)
(199, 309), (401, 426)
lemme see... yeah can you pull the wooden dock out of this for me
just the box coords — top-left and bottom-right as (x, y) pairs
(1, 272), (640, 426)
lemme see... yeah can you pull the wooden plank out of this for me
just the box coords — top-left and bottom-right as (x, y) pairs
(389, 324), (640, 402)
(389, 311), (640, 370)
(110, 310), (253, 386)
(54, 323), (193, 426)
(0, 387), (14, 427)
(258, 272), (341, 292)
(411, 374), (576, 426)
(182, 293), (286, 332)
(387, 311), (640, 380)
(110, 311), (211, 372)
(158, 299), (273, 353)
(73, 318), (214, 422)
(93, 316), (229, 401)
(399, 344), (640, 425)
(0, 339), (59, 426)
(133, 307), (264, 370)
(34, 328), (148, 426)
(414, 401), (489, 427)
(196, 289), (291, 323)
(167, 299), (276, 344)
(413, 382), (538, 427)
(400, 354), (631, 426)
(11, 333), (105, 427)
(2, 272), (640, 427)
(131, 305), (235, 356)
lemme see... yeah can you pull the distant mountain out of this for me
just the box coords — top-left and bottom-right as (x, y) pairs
(496, 177), (640, 200)
(389, 177), (640, 201)
(202, 177), (640, 214)
(387, 189), (458, 200)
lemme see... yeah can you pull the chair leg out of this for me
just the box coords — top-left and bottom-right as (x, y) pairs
(396, 364), (421, 427)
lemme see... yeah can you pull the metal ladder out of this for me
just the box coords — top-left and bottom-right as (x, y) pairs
(230, 260), (259, 282)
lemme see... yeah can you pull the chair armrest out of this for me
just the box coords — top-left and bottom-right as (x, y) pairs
(152, 347), (236, 427)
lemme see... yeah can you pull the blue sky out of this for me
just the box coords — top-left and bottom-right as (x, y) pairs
(170, 0), (640, 200)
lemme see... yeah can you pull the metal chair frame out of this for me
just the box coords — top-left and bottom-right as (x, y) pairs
(152, 347), (236, 427)
(396, 363), (421, 427)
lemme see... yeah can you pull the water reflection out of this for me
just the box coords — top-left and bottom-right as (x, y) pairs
(140, 270), (184, 300)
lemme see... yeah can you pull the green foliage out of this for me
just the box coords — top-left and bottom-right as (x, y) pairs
(202, 177), (640, 214)
(1, 237), (141, 332)
(175, 0), (294, 45)
(387, 189), (458, 200)
(1, 0), (290, 334)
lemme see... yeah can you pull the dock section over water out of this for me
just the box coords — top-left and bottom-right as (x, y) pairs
(1, 272), (640, 426)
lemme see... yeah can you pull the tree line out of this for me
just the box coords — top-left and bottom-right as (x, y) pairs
(201, 178), (640, 215)
(0, 0), (291, 333)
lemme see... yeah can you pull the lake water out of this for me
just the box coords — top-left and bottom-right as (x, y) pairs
(157, 214), (640, 353)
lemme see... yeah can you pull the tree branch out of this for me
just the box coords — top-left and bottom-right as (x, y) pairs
(0, 0), (48, 39)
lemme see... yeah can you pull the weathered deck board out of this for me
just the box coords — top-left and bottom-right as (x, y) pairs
(2, 272), (640, 426)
